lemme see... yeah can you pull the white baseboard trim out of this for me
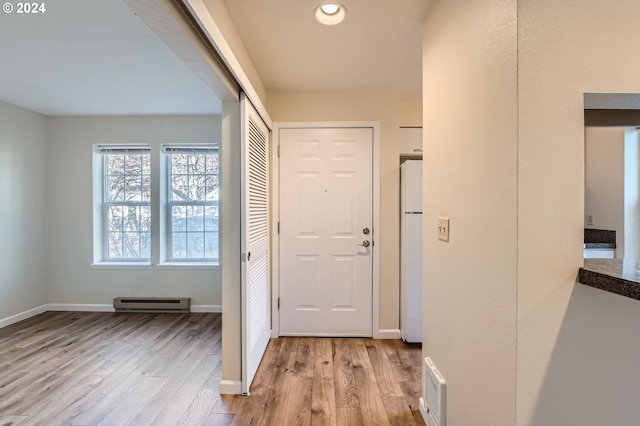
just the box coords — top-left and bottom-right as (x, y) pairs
(0, 304), (48, 329)
(219, 379), (242, 395)
(419, 397), (429, 423)
(48, 303), (115, 312)
(375, 328), (402, 339)
(191, 305), (222, 313)
(1, 303), (221, 329)
(48, 303), (221, 313)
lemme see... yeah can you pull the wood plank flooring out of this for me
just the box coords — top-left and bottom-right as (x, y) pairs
(0, 312), (424, 426)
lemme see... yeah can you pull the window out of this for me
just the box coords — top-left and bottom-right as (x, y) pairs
(99, 145), (151, 261)
(93, 144), (219, 266)
(163, 146), (219, 263)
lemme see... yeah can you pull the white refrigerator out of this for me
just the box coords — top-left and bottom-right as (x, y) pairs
(401, 160), (423, 343)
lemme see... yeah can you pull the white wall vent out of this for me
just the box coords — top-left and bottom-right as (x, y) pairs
(419, 357), (446, 426)
(113, 297), (190, 313)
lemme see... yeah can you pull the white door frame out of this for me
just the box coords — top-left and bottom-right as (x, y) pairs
(271, 121), (381, 338)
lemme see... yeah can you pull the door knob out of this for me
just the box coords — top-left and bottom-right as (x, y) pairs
(363, 227), (370, 235)
(357, 240), (371, 248)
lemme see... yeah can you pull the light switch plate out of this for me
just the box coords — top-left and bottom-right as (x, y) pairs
(586, 213), (595, 226)
(437, 217), (449, 242)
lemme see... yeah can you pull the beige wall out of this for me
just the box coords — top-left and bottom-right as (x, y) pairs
(197, 3), (423, 388)
(518, 1), (640, 424)
(220, 101), (243, 391)
(203, 0), (266, 105)
(399, 100), (423, 127)
(267, 90), (421, 332)
(424, 0), (640, 424)
(422, 1), (517, 425)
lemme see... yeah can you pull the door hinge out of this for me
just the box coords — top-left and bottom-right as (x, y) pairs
(277, 221), (280, 234)
(277, 145), (280, 157)
(277, 297), (280, 309)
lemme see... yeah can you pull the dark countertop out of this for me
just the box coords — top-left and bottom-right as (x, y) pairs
(579, 259), (640, 300)
(584, 228), (616, 246)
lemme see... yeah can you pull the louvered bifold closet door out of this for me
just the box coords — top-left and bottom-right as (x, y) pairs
(240, 93), (271, 394)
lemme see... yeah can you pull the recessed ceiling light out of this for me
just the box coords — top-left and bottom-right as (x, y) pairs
(314, 2), (346, 26)
(321, 4), (340, 15)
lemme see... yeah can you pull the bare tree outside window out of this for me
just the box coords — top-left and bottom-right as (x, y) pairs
(94, 145), (218, 264)
(167, 149), (219, 262)
(104, 151), (151, 260)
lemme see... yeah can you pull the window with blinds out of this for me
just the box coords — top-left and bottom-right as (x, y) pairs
(163, 145), (219, 263)
(99, 145), (151, 261)
(92, 144), (219, 265)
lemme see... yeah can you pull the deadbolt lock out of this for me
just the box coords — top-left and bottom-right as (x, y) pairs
(363, 227), (370, 235)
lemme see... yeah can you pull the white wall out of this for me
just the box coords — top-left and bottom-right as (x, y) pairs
(0, 101), (48, 323)
(422, 1), (518, 424)
(624, 129), (640, 258)
(46, 115), (222, 309)
(518, 1), (640, 424)
(584, 127), (625, 257)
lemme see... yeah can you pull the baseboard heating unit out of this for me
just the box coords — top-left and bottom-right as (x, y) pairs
(113, 297), (191, 313)
(419, 357), (446, 426)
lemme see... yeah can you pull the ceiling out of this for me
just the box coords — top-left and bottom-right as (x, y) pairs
(0, 0), (428, 116)
(222, 0), (429, 100)
(0, 0), (221, 116)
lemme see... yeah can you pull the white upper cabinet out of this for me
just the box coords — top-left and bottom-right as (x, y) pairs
(399, 127), (423, 156)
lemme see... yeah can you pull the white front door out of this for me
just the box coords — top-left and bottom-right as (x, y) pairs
(279, 127), (373, 336)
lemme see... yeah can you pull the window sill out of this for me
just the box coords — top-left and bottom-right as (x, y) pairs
(91, 262), (153, 269)
(157, 262), (220, 270)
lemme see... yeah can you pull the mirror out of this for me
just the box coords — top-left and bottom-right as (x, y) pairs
(584, 93), (640, 259)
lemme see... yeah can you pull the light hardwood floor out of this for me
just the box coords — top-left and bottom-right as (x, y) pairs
(0, 312), (424, 426)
